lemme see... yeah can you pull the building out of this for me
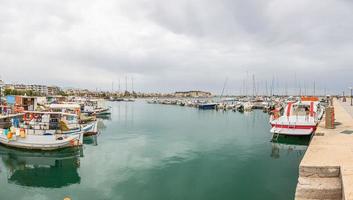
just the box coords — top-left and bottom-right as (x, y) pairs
(47, 86), (61, 95)
(13, 84), (27, 91)
(27, 84), (48, 95)
(174, 91), (212, 98)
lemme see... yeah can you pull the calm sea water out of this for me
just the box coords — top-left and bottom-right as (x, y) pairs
(0, 100), (308, 200)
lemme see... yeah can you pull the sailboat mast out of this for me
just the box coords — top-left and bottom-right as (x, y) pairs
(118, 78), (121, 93)
(220, 77), (228, 98)
(112, 81), (114, 93)
(125, 76), (128, 92)
(252, 74), (256, 97)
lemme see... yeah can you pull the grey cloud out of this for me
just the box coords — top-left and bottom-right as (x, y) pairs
(0, 0), (352, 93)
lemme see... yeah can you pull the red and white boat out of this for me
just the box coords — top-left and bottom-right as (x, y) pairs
(270, 97), (325, 136)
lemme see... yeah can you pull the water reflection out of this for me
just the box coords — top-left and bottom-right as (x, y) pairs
(97, 119), (107, 131)
(96, 115), (112, 120)
(0, 146), (82, 188)
(84, 135), (98, 146)
(270, 135), (310, 159)
(111, 101), (135, 125)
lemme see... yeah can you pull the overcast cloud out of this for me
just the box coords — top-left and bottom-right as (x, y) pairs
(0, 0), (352, 94)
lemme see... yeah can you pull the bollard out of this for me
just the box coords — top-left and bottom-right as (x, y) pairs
(325, 106), (335, 129)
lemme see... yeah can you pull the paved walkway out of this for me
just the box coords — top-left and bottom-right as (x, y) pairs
(340, 100), (353, 119)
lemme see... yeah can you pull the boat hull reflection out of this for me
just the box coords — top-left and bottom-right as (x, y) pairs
(0, 146), (83, 188)
(271, 135), (310, 159)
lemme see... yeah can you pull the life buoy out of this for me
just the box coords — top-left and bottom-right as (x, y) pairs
(23, 113), (34, 121)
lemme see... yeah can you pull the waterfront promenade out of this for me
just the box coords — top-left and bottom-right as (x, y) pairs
(295, 99), (353, 200)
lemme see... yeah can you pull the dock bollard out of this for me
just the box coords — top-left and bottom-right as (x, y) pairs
(325, 106), (335, 129)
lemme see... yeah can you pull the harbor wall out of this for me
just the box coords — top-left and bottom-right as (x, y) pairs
(295, 100), (353, 200)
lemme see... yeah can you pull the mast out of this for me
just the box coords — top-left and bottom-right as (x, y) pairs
(242, 79), (246, 96)
(271, 76), (275, 96)
(252, 74), (256, 97)
(220, 77), (228, 99)
(118, 78), (121, 93)
(125, 76), (127, 92)
(304, 81), (307, 96)
(299, 81), (302, 96)
(245, 71), (249, 97)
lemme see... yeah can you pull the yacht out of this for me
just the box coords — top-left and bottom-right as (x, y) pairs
(270, 97), (324, 136)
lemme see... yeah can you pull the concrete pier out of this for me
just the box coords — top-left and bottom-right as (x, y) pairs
(295, 100), (353, 200)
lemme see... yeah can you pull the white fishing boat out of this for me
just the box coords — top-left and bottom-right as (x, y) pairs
(82, 100), (111, 116)
(0, 133), (82, 150)
(270, 97), (324, 136)
(0, 112), (94, 150)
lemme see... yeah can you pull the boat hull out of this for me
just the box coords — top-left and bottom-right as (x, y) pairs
(270, 124), (317, 136)
(198, 104), (217, 110)
(0, 133), (83, 151)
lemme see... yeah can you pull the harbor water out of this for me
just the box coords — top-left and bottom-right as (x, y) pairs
(0, 100), (308, 200)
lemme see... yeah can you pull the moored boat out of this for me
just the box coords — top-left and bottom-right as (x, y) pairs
(270, 97), (324, 136)
(0, 112), (90, 150)
(198, 103), (217, 110)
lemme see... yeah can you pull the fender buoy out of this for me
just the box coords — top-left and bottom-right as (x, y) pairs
(69, 139), (76, 146)
(7, 132), (13, 139)
(273, 110), (280, 119)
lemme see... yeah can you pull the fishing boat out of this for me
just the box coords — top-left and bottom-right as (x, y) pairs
(0, 112), (88, 150)
(82, 100), (111, 116)
(270, 97), (324, 136)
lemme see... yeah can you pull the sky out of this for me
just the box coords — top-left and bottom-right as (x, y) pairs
(0, 0), (352, 95)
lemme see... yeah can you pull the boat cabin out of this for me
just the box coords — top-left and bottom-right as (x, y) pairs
(22, 111), (80, 131)
(49, 104), (81, 115)
(285, 101), (319, 118)
(15, 96), (38, 111)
